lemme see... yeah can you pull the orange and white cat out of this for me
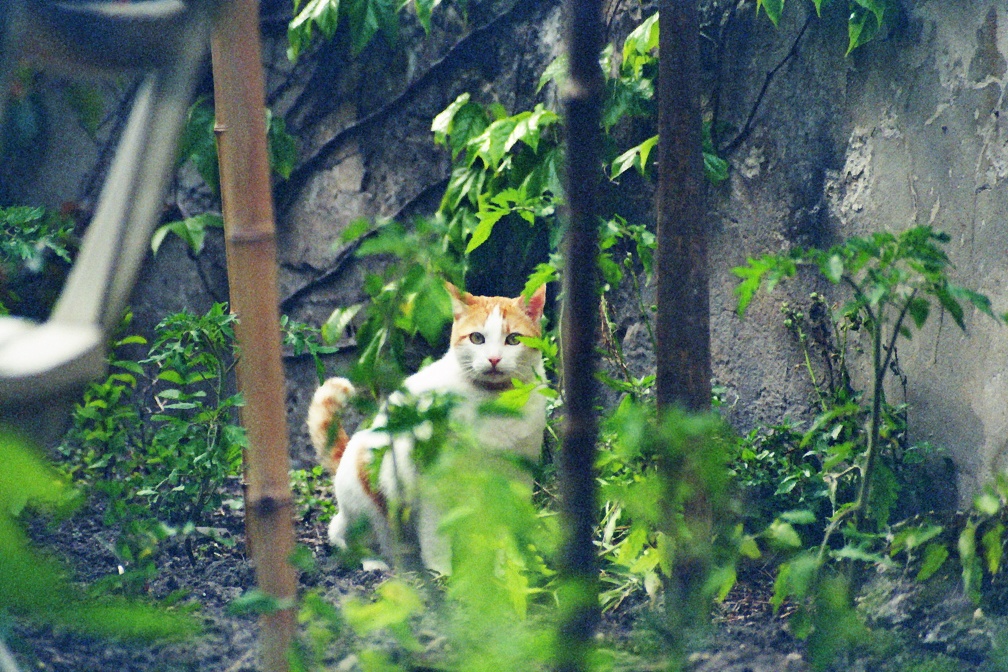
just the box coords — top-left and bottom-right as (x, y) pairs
(306, 282), (548, 573)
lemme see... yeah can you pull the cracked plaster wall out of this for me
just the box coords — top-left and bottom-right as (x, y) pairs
(10, 0), (1008, 503)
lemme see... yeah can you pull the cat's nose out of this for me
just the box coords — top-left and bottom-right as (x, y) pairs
(487, 356), (501, 369)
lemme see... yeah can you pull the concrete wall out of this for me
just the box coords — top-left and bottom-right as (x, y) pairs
(711, 0), (1008, 504)
(11, 0), (1007, 502)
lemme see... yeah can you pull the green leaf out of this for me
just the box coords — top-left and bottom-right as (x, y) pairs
(982, 523), (1003, 575)
(890, 523), (943, 556)
(151, 214), (223, 256)
(974, 489), (1002, 516)
(949, 283), (995, 320)
(414, 0), (437, 33)
(935, 285), (966, 331)
(267, 110), (298, 180)
(757, 0), (784, 26)
(906, 296), (930, 329)
(322, 303), (363, 344)
(621, 12), (659, 77)
(822, 254), (844, 284)
(703, 150), (729, 184)
(431, 93), (470, 146)
(287, 0), (340, 62)
(611, 134), (658, 180)
(537, 53), (568, 93)
(766, 519), (802, 549)
(343, 580), (423, 635)
(916, 542), (949, 581)
(779, 509), (817, 525)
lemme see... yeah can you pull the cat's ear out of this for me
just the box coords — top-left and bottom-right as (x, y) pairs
(522, 283), (547, 322)
(445, 281), (472, 319)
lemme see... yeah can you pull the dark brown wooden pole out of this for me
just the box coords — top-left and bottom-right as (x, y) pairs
(211, 2), (297, 669)
(655, 2), (713, 653)
(656, 1), (710, 413)
(557, 1), (604, 670)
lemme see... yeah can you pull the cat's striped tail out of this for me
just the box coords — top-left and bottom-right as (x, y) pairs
(306, 377), (355, 473)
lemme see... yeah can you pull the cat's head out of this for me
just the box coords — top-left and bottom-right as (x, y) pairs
(446, 282), (547, 390)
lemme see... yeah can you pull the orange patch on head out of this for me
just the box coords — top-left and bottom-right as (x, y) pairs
(448, 293), (544, 345)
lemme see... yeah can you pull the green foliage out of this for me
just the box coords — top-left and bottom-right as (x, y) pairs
(150, 213), (223, 255)
(0, 205), (77, 315)
(155, 99), (298, 255)
(596, 399), (738, 616)
(433, 94), (562, 259)
(755, 0), (898, 54)
(733, 226), (1005, 659)
(281, 315), (343, 386)
(0, 430), (198, 641)
(287, 0), (449, 61)
(139, 304), (246, 524)
(331, 217), (460, 397)
(290, 466), (337, 524)
(734, 225), (1001, 536)
(0, 205), (75, 267)
(59, 305), (246, 586)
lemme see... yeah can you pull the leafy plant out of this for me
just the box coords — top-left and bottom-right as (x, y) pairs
(287, 0), (453, 61)
(734, 226), (1004, 662)
(736, 226), (1001, 540)
(334, 217), (460, 397)
(0, 430), (198, 642)
(756, 0), (898, 55)
(152, 99), (297, 255)
(59, 304), (246, 581)
(0, 205), (77, 316)
(139, 303), (246, 525)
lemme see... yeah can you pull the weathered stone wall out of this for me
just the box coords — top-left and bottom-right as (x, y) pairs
(12, 0), (1008, 504)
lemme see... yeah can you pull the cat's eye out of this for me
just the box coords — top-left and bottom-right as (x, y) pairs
(505, 332), (522, 346)
(469, 332), (485, 344)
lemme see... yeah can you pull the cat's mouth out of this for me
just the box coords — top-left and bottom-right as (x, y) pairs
(474, 373), (513, 391)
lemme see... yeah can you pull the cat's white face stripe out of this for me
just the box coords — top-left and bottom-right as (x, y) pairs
(454, 305), (540, 388)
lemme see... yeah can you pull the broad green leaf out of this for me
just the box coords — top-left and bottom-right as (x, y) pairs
(974, 489), (1001, 516)
(935, 285), (966, 331)
(322, 303), (363, 344)
(703, 150), (729, 184)
(982, 523), (1003, 575)
(537, 53), (568, 93)
(757, 0), (784, 26)
(779, 509), (817, 525)
(267, 111), (298, 179)
(411, 281), (452, 345)
(611, 134), (658, 180)
(621, 12), (659, 76)
(287, 0), (340, 62)
(431, 93), (470, 146)
(766, 519), (802, 548)
(466, 209), (506, 254)
(916, 542), (949, 581)
(906, 296), (930, 329)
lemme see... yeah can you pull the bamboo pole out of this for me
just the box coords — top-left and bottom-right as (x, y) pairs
(210, 2), (297, 670)
(556, 1), (603, 670)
